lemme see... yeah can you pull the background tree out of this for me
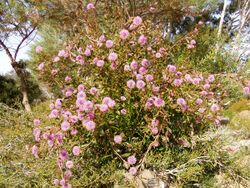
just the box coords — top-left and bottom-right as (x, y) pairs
(0, 0), (39, 111)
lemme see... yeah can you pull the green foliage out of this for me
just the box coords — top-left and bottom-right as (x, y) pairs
(0, 75), (21, 107)
(0, 102), (56, 187)
(0, 73), (43, 108)
(0, 102), (249, 187)
(171, 28), (238, 73)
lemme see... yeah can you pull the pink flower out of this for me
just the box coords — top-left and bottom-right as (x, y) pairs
(33, 119), (41, 126)
(173, 79), (183, 87)
(98, 35), (106, 42)
(71, 114), (78, 122)
(65, 90), (73, 97)
(185, 74), (192, 82)
(82, 100), (94, 112)
(61, 121), (70, 131)
(136, 74), (143, 80)
(151, 127), (158, 135)
(58, 50), (69, 58)
(55, 99), (62, 109)
(101, 97), (116, 108)
(114, 135), (122, 144)
(78, 84), (85, 91)
(65, 76), (72, 82)
(167, 65), (176, 73)
(96, 60), (105, 67)
(72, 146), (80, 156)
(84, 48), (92, 56)
(145, 97), (154, 109)
(33, 128), (40, 142)
(155, 52), (162, 58)
(141, 59), (149, 67)
(129, 167), (137, 175)
(71, 129), (78, 135)
(105, 40), (113, 48)
(110, 62), (117, 70)
(130, 60), (138, 70)
(145, 74), (153, 82)
(207, 75), (215, 83)
(99, 104), (109, 112)
(83, 120), (96, 131)
(187, 44), (195, 49)
(121, 109), (127, 115)
(199, 91), (207, 97)
(198, 21), (204, 25)
(192, 78), (201, 85)
(120, 96), (126, 101)
(108, 52), (118, 62)
(133, 16), (142, 26)
(89, 87), (98, 95)
(51, 69), (58, 75)
(49, 109), (59, 118)
(35, 46), (43, 53)
(211, 104), (220, 112)
(119, 29), (129, 40)
(59, 149), (68, 161)
(127, 80), (136, 89)
(53, 179), (60, 185)
(198, 108), (205, 113)
(243, 87), (250, 94)
(138, 35), (147, 46)
(139, 67), (147, 75)
(64, 170), (72, 180)
(38, 63), (45, 70)
(136, 80), (146, 89)
(154, 97), (165, 107)
(59, 179), (66, 187)
(202, 83), (209, 89)
(77, 91), (86, 99)
(177, 98), (187, 106)
(190, 40), (196, 45)
(87, 3), (95, 10)
(124, 65), (131, 71)
(195, 98), (203, 105)
(32, 145), (39, 158)
(127, 155), (137, 165)
(152, 85), (160, 93)
(66, 161), (73, 169)
(151, 118), (159, 127)
(53, 56), (60, 62)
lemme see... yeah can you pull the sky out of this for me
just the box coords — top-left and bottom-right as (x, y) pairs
(0, 36), (32, 75)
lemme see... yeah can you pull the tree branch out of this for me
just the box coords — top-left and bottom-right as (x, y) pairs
(14, 27), (36, 60)
(0, 39), (14, 63)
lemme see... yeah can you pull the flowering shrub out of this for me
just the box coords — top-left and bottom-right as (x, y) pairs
(31, 16), (225, 187)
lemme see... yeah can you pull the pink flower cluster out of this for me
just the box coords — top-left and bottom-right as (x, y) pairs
(32, 15), (225, 187)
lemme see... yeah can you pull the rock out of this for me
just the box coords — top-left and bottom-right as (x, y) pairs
(124, 169), (166, 188)
(231, 110), (250, 131)
(220, 117), (230, 125)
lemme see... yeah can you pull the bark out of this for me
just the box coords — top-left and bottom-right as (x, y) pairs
(217, 0), (228, 38)
(11, 62), (32, 112)
(215, 0), (228, 55)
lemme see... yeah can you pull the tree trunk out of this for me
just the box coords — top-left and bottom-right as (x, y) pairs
(166, 20), (173, 41)
(215, 0), (228, 55)
(217, 0), (228, 38)
(11, 61), (32, 112)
